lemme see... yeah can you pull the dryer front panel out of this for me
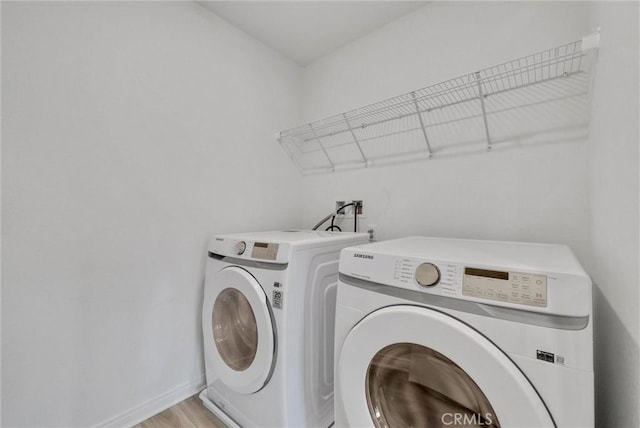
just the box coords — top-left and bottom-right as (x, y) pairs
(337, 306), (554, 428)
(203, 266), (275, 394)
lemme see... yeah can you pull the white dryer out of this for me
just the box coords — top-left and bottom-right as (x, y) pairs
(335, 237), (593, 427)
(200, 230), (369, 427)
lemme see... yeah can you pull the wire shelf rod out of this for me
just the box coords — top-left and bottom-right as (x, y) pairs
(411, 92), (433, 158)
(279, 37), (597, 174)
(480, 60), (580, 91)
(302, 58), (584, 139)
(482, 69), (586, 99)
(343, 113), (369, 166)
(288, 68), (586, 146)
(284, 89), (589, 158)
(482, 50), (581, 77)
(309, 125), (336, 172)
(289, 46), (583, 135)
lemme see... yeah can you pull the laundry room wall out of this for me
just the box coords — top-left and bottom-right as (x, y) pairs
(300, 1), (592, 261)
(1, 2), (302, 427)
(587, 2), (640, 427)
(297, 2), (639, 427)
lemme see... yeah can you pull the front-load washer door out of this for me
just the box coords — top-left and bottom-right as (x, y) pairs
(338, 306), (554, 428)
(203, 266), (275, 394)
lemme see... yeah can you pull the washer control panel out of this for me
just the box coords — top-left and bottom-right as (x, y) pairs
(349, 254), (548, 308)
(250, 242), (280, 261)
(339, 238), (590, 316)
(209, 237), (288, 264)
(462, 268), (547, 307)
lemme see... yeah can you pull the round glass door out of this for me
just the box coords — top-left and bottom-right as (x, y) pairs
(367, 343), (499, 428)
(337, 306), (553, 427)
(212, 288), (258, 371)
(203, 266), (275, 394)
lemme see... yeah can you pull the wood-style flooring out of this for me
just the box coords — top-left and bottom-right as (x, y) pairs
(135, 394), (227, 428)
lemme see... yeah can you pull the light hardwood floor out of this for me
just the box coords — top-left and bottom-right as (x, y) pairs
(135, 394), (227, 428)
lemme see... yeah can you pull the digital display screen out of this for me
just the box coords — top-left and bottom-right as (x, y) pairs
(465, 267), (509, 280)
(254, 242), (269, 248)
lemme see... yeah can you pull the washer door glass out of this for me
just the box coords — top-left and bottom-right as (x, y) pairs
(203, 266), (275, 394)
(337, 306), (554, 428)
(367, 343), (499, 428)
(213, 288), (258, 371)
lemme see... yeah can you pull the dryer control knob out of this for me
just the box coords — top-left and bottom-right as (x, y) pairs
(415, 263), (440, 287)
(234, 241), (247, 256)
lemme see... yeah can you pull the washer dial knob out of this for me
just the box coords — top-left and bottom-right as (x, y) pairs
(234, 241), (247, 256)
(415, 263), (440, 287)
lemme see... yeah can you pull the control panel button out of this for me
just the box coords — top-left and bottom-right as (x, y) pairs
(415, 263), (441, 287)
(234, 241), (247, 256)
(251, 242), (279, 261)
(462, 269), (547, 307)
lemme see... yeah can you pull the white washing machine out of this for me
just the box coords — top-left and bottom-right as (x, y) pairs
(335, 237), (593, 428)
(200, 230), (370, 428)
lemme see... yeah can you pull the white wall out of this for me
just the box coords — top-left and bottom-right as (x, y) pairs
(3, 2), (638, 427)
(588, 2), (640, 427)
(298, 2), (639, 427)
(300, 1), (592, 264)
(1, 2), (302, 426)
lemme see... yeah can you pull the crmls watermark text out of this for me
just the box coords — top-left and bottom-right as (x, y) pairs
(441, 413), (495, 426)
(353, 253), (374, 260)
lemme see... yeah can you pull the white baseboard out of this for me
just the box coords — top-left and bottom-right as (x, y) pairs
(96, 375), (206, 428)
(199, 390), (240, 428)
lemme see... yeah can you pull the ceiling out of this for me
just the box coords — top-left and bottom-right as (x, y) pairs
(198, 1), (428, 66)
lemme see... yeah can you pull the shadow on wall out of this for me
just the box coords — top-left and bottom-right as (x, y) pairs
(593, 285), (640, 427)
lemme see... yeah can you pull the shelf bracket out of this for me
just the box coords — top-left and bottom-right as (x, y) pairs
(343, 113), (369, 167)
(410, 92), (433, 159)
(278, 135), (306, 173)
(474, 72), (492, 151)
(309, 124), (335, 172)
(582, 29), (600, 51)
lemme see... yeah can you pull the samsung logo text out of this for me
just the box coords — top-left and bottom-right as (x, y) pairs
(353, 253), (374, 260)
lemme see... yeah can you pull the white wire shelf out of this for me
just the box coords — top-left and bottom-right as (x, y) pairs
(279, 35), (599, 175)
